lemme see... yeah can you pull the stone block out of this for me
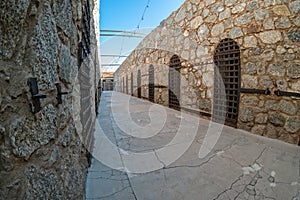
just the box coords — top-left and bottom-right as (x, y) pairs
(230, 28), (244, 39)
(287, 62), (300, 78)
(59, 45), (78, 85)
(29, 2), (59, 90)
(175, 7), (186, 22)
(242, 75), (258, 88)
(289, 1), (300, 14)
(197, 99), (211, 112)
(204, 14), (217, 23)
(258, 30), (282, 44)
(294, 16), (300, 26)
(265, 100), (278, 111)
(225, 0), (237, 6)
(235, 13), (253, 26)
(232, 3), (246, 14)
(263, 18), (275, 30)
(211, 2), (224, 13)
(272, 5), (291, 16)
(276, 80), (288, 91)
(275, 17), (291, 29)
(254, 9), (269, 20)
(284, 117), (300, 133)
(244, 36), (257, 48)
(278, 100), (297, 115)
(239, 107), (254, 122)
(251, 125), (265, 135)
(206, 0), (216, 6)
(25, 166), (63, 199)
(242, 96), (259, 106)
(267, 61), (286, 76)
(9, 104), (57, 159)
(0, 0), (30, 59)
(287, 29), (300, 42)
(265, 124), (278, 138)
(190, 16), (203, 29)
(247, 0), (258, 11)
(269, 112), (286, 127)
(211, 23), (224, 37)
(219, 8), (231, 20)
(255, 113), (268, 124)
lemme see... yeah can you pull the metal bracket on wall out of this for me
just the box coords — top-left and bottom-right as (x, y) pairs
(240, 88), (271, 95)
(55, 83), (69, 104)
(274, 89), (300, 98)
(27, 78), (47, 113)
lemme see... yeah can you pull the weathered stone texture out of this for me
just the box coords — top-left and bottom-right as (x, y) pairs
(0, 0), (30, 60)
(0, 0), (99, 199)
(116, 0), (300, 145)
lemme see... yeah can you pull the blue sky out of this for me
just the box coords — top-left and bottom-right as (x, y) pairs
(100, 0), (186, 72)
(100, 0), (186, 31)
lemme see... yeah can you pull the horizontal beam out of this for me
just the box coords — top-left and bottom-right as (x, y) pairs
(101, 64), (121, 66)
(100, 33), (144, 38)
(101, 55), (128, 57)
(100, 29), (147, 35)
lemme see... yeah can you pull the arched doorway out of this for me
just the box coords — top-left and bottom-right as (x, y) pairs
(122, 77), (125, 93)
(149, 65), (154, 102)
(126, 75), (128, 94)
(169, 55), (181, 111)
(131, 72), (134, 96)
(213, 38), (240, 127)
(137, 70), (141, 98)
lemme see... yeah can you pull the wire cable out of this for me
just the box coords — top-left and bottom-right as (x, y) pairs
(136, 0), (150, 29)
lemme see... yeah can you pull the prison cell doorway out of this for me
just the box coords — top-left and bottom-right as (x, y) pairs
(169, 55), (181, 111)
(137, 70), (141, 98)
(126, 75), (128, 94)
(149, 65), (154, 102)
(213, 38), (241, 127)
(131, 72), (134, 96)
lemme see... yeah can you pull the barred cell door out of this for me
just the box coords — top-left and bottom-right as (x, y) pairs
(149, 65), (154, 102)
(137, 70), (141, 98)
(131, 72), (134, 96)
(122, 77), (125, 93)
(126, 75), (128, 94)
(213, 38), (240, 127)
(169, 55), (181, 111)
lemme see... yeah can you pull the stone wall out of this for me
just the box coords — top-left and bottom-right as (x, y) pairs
(0, 0), (100, 198)
(115, 0), (300, 144)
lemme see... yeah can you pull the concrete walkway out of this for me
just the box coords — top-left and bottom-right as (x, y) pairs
(86, 91), (300, 200)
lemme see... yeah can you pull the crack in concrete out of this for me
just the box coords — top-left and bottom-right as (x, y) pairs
(213, 174), (244, 200)
(154, 150), (167, 168)
(87, 186), (131, 200)
(213, 147), (269, 200)
(163, 136), (241, 171)
(291, 189), (300, 200)
(88, 176), (129, 181)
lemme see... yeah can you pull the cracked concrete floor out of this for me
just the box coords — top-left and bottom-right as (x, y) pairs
(86, 91), (300, 200)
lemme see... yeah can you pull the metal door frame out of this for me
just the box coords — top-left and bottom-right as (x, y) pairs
(149, 65), (154, 102)
(168, 55), (181, 111)
(213, 38), (241, 127)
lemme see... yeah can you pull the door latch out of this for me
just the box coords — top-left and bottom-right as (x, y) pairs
(27, 78), (47, 113)
(55, 83), (69, 104)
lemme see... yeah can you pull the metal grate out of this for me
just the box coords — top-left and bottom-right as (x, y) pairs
(126, 75), (128, 94)
(79, 1), (94, 156)
(122, 77), (125, 93)
(169, 55), (181, 111)
(137, 70), (141, 98)
(213, 38), (240, 127)
(131, 72), (134, 96)
(149, 65), (154, 102)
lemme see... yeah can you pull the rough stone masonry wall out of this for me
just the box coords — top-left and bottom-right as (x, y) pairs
(115, 0), (300, 144)
(0, 0), (99, 199)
